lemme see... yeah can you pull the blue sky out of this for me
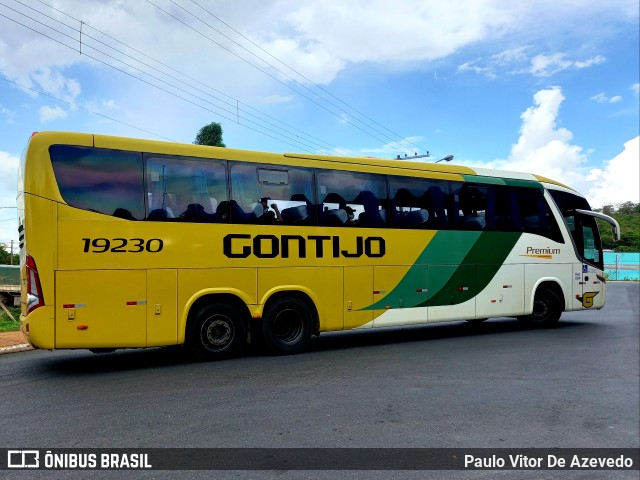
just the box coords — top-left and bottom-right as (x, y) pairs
(1, 0), (639, 247)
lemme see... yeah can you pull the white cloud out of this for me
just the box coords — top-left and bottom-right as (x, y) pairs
(1, 105), (16, 123)
(458, 47), (530, 78)
(255, 94), (294, 105)
(0, 0), (636, 93)
(81, 98), (119, 113)
(358, 136), (426, 156)
(31, 68), (81, 103)
(632, 83), (640, 96)
(39, 105), (68, 122)
(573, 55), (607, 69)
(465, 87), (588, 189)
(591, 92), (623, 103)
(586, 136), (640, 207)
(463, 87), (638, 208)
(505, 87), (588, 188)
(527, 53), (605, 77)
(459, 49), (608, 79)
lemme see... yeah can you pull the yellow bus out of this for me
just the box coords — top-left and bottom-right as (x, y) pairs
(18, 131), (620, 360)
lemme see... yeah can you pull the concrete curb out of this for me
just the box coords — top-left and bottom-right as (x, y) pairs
(0, 344), (33, 355)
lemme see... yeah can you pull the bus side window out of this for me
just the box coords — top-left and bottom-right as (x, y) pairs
(516, 187), (563, 242)
(457, 184), (488, 230)
(229, 163), (261, 223)
(391, 187), (421, 227)
(582, 224), (599, 263)
(389, 177), (452, 229)
(317, 171), (387, 228)
(145, 154), (227, 223)
(50, 145), (145, 220)
(230, 163), (315, 225)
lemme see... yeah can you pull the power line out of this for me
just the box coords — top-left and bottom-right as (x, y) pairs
(27, 0), (350, 155)
(0, 3), (327, 153)
(147, 0), (422, 154)
(146, 0), (372, 149)
(186, 0), (428, 154)
(0, 74), (178, 142)
(3, 0), (427, 156)
(2, 1), (322, 152)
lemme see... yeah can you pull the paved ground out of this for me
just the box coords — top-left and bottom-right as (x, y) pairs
(0, 282), (638, 480)
(0, 329), (31, 354)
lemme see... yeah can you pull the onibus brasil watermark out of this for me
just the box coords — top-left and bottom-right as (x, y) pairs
(2, 448), (638, 471)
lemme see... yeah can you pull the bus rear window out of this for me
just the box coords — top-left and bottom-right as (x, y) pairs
(50, 145), (145, 220)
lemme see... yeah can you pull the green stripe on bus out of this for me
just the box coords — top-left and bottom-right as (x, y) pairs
(460, 175), (507, 185)
(362, 231), (522, 311)
(503, 178), (543, 190)
(421, 231), (522, 307)
(460, 175), (543, 190)
(363, 231), (481, 311)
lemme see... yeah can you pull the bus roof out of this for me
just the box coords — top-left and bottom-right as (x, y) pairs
(29, 131), (574, 190)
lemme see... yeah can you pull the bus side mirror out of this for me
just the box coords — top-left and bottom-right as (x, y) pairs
(611, 225), (620, 242)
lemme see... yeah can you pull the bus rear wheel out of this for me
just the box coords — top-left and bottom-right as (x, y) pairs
(519, 288), (562, 327)
(259, 297), (313, 355)
(186, 303), (246, 361)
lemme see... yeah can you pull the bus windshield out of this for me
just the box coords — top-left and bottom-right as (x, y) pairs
(549, 189), (604, 270)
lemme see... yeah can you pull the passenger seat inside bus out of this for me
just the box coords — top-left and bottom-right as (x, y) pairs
(281, 194), (314, 225)
(462, 215), (486, 230)
(281, 205), (309, 224)
(357, 190), (385, 226)
(148, 208), (169, 220)
(321, 193), (349, 226)
(324, 208), (349, 225)
(229, 200), (255, 223)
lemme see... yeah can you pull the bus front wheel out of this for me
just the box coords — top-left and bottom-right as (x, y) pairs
(259, 297), (313, 355)
(186, 303), (246, 361)
(519, 288), (562, 327)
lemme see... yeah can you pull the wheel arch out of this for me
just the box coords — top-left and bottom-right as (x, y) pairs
(260, 288), (320, 335)
(180, 290), (252, 344)
(527, 279), (566, 314)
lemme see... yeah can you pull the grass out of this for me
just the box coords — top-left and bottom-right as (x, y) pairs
(0, 306), (21, 332)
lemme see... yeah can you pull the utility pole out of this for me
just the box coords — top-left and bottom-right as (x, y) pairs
(0, 207), (18, 266)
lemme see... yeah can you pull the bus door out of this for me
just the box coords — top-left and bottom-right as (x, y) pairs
(55, 270), (147, 348)
(344, 266), (373, 329)
(147, 269), (178, 346)
(575, 221), (605, 310)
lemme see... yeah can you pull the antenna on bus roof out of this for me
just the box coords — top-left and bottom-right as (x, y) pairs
(395, 151), (431, 160)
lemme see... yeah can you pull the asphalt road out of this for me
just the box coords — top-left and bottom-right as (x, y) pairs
(1, 282), (638, 480)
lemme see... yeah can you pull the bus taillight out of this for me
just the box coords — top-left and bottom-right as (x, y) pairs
(26, 254), (44, 314)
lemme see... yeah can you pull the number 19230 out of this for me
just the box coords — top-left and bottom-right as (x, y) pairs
(82, 238), (164, 253)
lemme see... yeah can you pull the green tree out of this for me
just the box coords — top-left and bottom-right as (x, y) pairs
(601, 204), (614, 215)
(596, 201), (640, 252)
(617, 201), (639, 215)
(194, 122), (226, 147)
(0, 243), (18, 265)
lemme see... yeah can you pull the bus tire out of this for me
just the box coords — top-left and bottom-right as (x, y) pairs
(519, 288), (562, 327)
(185, 303), (246, 361)
(260, 297), (313, 355)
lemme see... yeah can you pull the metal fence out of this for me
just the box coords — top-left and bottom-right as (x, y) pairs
(604, 252), (640, 281)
